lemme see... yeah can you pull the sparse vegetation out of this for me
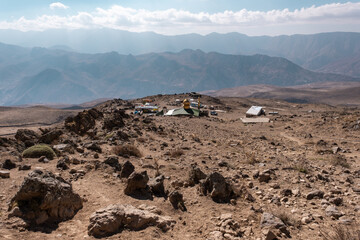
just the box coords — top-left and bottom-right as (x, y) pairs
(321, 225), (360, 240)
(271, 208), (300, 228)
(113, 144), (142, 158)
(330, 154), (350, 168)
(294, 160), (309, 174)
(22, 144), (56, 160)
(244, 151), (258, 165)
(170, 149), (184, 158)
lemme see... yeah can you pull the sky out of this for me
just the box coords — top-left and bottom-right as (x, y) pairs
(0, 0), (359, 36)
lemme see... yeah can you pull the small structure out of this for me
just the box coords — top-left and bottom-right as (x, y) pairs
(241, 117), (270, 123)
(135, 103), (159, 114)
(246, 106), (265, 117)
(165, 108), (200, 117)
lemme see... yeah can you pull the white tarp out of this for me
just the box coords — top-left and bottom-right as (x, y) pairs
(246, 106), (263, 116)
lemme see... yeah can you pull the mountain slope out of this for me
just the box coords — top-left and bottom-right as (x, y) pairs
(0, 44), (358, 105)
(0, 30), (359, 77)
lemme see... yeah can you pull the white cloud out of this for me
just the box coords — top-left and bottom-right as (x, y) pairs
(50, 2), (69, 10)
(1, 2), (360, 35)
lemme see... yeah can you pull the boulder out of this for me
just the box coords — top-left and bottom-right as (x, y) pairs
(260, 212), (285, 229)
(2, 159), (16, 170)
(88, 204), (175, 237)
(104, 155), (121, 171)
(200, 172), (235, 203)
(15, 129), (40, 145)
(39, 130), (63, 144)
(120, 160), (135, 178)
(8, 169), (82, 225)
(148, 175), (165, 197)
(124, 171), (149, 195)
(169, 190), (186, 211)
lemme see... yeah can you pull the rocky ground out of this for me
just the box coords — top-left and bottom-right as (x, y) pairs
(0, 94), (359, 240)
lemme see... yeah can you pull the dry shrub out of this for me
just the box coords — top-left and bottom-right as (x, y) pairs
(330, 155), (350, 168)
(321, 225), (360, 240)
(244, 151), (258, 165)
(294, 160), (309, 174)
(170, 149), (184, 158)
(271, 208), (300, 228)
(154, 158), (160, 177)
(113, 144), (142, 158)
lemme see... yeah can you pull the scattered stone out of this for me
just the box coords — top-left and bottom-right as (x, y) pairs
(325, 205), (344, 219)
(258, 172), (271, 183)
(8, 169), (83, 225)
(88, 204), (175, 237)
(281, 189), (293, 197)
(56, 158), (69, 170)
(18, 164), (31, 171)
(85, 142), (102, 153)
(0, 170), (10, 178)
(120, 160), (135, 178)
(306, 190), (324, 200)
(38, 156), (49, 163)
(169, 190), (186, 211)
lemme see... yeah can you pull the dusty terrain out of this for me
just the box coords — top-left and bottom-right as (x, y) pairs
(0, 94), (359, 240)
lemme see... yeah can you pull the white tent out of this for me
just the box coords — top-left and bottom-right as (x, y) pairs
(246, 106), (264, 117)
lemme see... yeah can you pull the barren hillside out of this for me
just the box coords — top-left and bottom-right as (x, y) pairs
(0, 94), (359, 240)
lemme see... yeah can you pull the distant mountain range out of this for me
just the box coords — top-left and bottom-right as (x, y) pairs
(0, 42), (358, 106)
(0, 30), (359, 77)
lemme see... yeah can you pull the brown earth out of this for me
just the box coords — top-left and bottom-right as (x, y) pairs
(0, 94), (359, 240)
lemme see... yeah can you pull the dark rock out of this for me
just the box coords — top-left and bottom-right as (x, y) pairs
(56, 158), (69, 170)
(0, 170), (10, 178)
(281, 189), (293, 197)
(104, 155), (121, 171)
(65, 108), (102, 135)
(116, 131), (129, 141)
(124, 171), (149, 195)
(18, 164), (31, 171)
(15, 129), (40, 144)
(149, 175), (165, 197)
(39, 130), (63, 144)
(329, 197), (343, 206)
(85, 142), (102, 153)
(8, 169), (82, 225)
(169, 190), (186, 211)
(120, 160), (135, 178)
(103, 110), (126, 131)
(258, 172), (271, 183)
(88, 204), (175, 238)
(38, 156), (49, 163)
(188, 164), (206, 186)
(2, 159), (16, 170)
(306, 190), (324, 200)
(200, 172), (235, 203)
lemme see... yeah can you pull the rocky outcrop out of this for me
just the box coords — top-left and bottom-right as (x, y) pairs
(15, 129), (40, 147)
(88, 204), (175, 237)
(148, 175), (165, 197)
(65, 108), (102, 135)
(169, 190), (186, 211)
(120, 160), (135, 178)
(8, 169), (83, 225)
(188, 164), (206, 186)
